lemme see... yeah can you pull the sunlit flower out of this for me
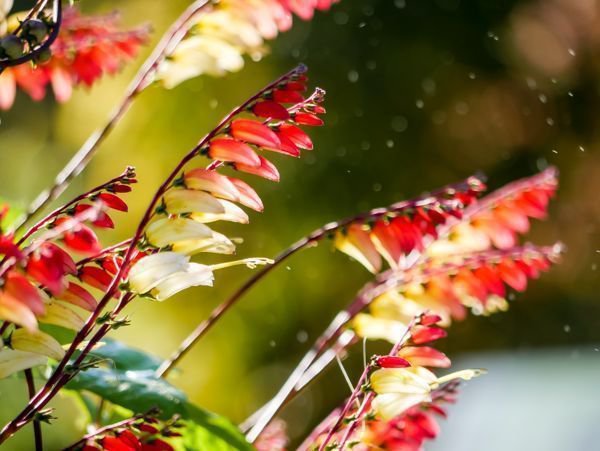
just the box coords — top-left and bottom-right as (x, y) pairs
(0, 7), (149, 110)
(157, 0), (339, 87)
(353, 313), (407, 344)
(0, 349), (46, 379)
(371, 367), (484, 420)
(129, 253), (273, 301)
(10, 328), (65, 361)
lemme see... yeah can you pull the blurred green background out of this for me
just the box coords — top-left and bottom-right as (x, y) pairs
(0, 0), (599, 449)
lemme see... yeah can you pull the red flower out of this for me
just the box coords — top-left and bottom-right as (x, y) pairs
(0, 7), (150, 110)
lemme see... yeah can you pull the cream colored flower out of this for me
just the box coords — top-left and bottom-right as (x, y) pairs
(11, 329), (65, 361)
(128, 252), (190, 294)
(128, 252), (214, 301)
(146, 217), (214, 248)
(150, 262), (214, 301)
(371, 366), (485, 419)
(158, 35), (245, 88)
(163, 189), (225, 215)
(353, 313), (407, 344)
(0, 349), (46, 379)
(191, 199), (249, 224)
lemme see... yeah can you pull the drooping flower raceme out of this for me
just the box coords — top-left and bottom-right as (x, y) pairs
(0, 6), (149, 110)
(157, 0), (340, 88)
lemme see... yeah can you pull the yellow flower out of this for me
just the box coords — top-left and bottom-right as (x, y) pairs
(146, 217), (214, 248)
(0, 349), (46, 379)
(190, 199), (249, 224)
(353, 313), (407, 344)
(163, 189), (226, 215)
(128, 252), (214, 301)
(11, 329), (65, 361)
(158, 35), (244, 88)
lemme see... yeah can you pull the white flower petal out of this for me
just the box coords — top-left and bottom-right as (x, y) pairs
(151, 263), (214, 301)
(163, 189), (226, 215)
(372, 392), (431, 420)
(191, 199), (249, 224)
(353, 313), (408, 344)
(146, 217), (214, 248)
(128, 252), (190, 294)
(171, 231), (236, 255)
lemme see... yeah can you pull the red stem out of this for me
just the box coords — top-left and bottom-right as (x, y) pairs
(156, 177), (478, 378)
(13, 0), (214, 232)
(0, 64), (306, 445)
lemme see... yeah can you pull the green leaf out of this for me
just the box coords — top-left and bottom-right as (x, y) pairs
(66, 340), (253, 451)
(88, 338), (162, 372)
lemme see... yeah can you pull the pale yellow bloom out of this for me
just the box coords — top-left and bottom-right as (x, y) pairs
(146, 217), (214, 248)
(371, 366), (485, 419)
(11, 329), (65, 361)
(353, 313), (407, 344)
(38, 302), (85, 331)
(158, 35), (245, 88)
(171, 234), (235, 255)
(191, 199), (249, 224)
(163, 189), (225, 215)
(128, 252), (190, 294)
(0, 349), (46, 379)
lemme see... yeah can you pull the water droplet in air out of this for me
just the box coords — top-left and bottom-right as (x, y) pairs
(348, 70), (359, 83)
(296, 330), (308, 343)
(391, 116), (408, 132)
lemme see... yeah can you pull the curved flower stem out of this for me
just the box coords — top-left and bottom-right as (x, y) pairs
(16, 167), (136, 246)
(318, 318), (415, 451)
(13, 0), (215, 232)
(156, 181), (476, 378)
(63, 408), (159, 451)
(0, 64), (306, 446)
(244, 264), (410, 443)
(23, 369), (43, 451)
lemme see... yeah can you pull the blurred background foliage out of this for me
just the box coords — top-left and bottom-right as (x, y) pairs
(0, 0), (599, 449)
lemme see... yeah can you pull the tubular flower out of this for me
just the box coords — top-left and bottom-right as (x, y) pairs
(353, 244), (563, 344)
(78, 415), (179, 451)
(0, 6), (150, 110)
(361, 384), (458, 451)
(428, 167), (558, 257)
(370, 366), (484, 420)
(128, 253), (273, 301)
(140, 66), (324, 279)
(157, 0), (339, 87)
(334, 176), (486, 273)
(0, 171), (134, 376)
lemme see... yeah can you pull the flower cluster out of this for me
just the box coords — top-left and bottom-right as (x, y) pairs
(305, 314), (484, 451)
(334, 176), (486, 273)
(346, 168), (561, 342)
(0, 6), (149, 110)
(127, 66), (325, 301)
(0, 66), (325, 386)
(78, 413), (181, 451)
(0, 169), (135, 377)
(157, 0), (339, 88)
